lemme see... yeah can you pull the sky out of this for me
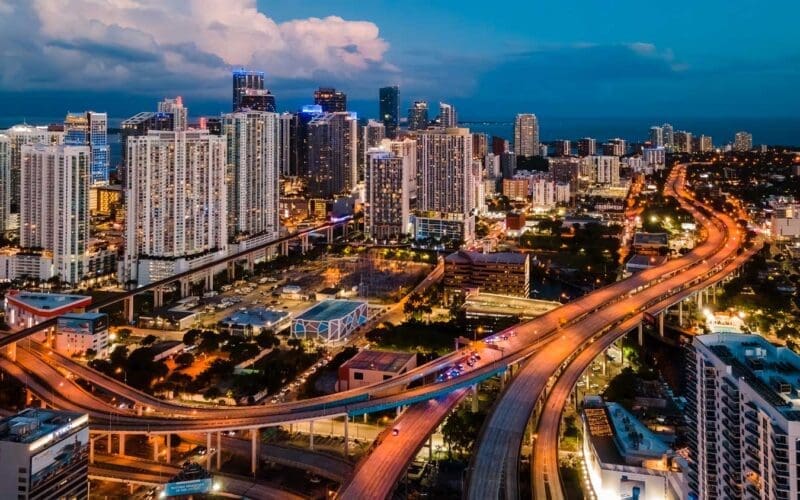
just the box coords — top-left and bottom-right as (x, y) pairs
(0, 0), (799, 128)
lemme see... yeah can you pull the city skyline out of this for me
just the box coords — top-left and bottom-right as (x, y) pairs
(0, 1), (798, 124)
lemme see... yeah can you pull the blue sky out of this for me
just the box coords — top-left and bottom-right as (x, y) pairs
(0, 0), (798, 122)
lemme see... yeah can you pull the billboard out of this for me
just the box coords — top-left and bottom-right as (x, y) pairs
(30, 427), (89, 489)
(164, 478), (213, 497)
(57, 314), (108, 335)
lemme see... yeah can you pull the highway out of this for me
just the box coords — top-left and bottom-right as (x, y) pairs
(465, 165), (748, 499)
(530, 237), (761, 500)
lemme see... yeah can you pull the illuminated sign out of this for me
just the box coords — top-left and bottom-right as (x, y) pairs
(164, 478), (212, 497)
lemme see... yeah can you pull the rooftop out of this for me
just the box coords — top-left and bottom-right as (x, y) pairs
(341, 349), (416, 373)
(626, 254), (669, 268)
(445, 250), (529, 266)
(699, 333), (800, 419)
(633, 232), (669, 246)
(583, 399), (669, 466)
(295, 299), (366, 322)
(59, 312), (106, 321)
(6, 290), (91, 313)
(222, 307), (289, 327)
(0, 408), (87, 445)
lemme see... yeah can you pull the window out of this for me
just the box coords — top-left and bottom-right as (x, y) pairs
(353, 372), (364, 380)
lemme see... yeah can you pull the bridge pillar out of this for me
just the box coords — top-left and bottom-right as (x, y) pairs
(153, 436), (159, 462)
(250, 428), (258, 475)
(153, 289), (163, 309)
(246, 254), (255, 273)
(301, 235), (310, 255)
(471, 385), (479, 413)
(204, 272), (213, 292)
(659, 312), (664, 337)
(119, 433), (125, 456)
(89, 437), (95, 464)
(124, 296), (134, 324)
(428, 436), (433, 461)
(327, 226), (334, 244)
(180, 278), (190, 298)
(343, 416), (349, 458)
(166, 434), (171, 463)
(5, 342), (17, 362)
(309, 420), (315, 450)
(281, 241), (289, 256)
(679, 301), (684, 326)
(227, 262), (236, 281)
(602, 352), (608, 376)
(206, 432), (213, 470)
(697, 291), (703, 309)
(217, 432), (222, 470)
(108, 433), (112, 454)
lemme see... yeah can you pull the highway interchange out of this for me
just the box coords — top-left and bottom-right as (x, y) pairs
(1, 163), (752, 498)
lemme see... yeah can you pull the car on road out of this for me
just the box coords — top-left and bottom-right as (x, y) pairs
(392, 427), (400, 436)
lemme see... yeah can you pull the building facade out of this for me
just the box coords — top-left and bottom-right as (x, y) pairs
(379, 86), (400, 139)
(307, 112), (358, 199)
(365, 139), (416, 240)
(514, 113), (539, 157)
(123, 130), (227, 285)
(408, 101), (429, 131)
(444, 250), (530, 298)
(314, 87), (347, 112)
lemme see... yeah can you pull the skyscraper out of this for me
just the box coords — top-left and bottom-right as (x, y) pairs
(577, 137), (596, 157)
(232, 69), (265, 111)
(21, 143), (90, 284)
(649, 126), (664, 147)
(314, 87), (347, 112)
(379, 86), (400, 139)
(733, 131), (753, 151)
(514, 114), (539, 157)
(157, 97), (187, 131)
(4, 124), (63, 221)
(673, 131), (693, 153)
(277, 113), (293, 177)
(238, 88), (276, 113)
(591, 156), (620, 186)
(124, 130), (227, 285)
(686, 334), (800, 500)
(222, 111), (280, 245)
(693, 135), (713, 153)
(662, 123), (674, 151)
(553, 140), (571, 157)
(289, 105), (324, 178)
(307, 112), (358, 198)
(64, 112), (109, 184)
(500, 152), (517, 179)
(365, 138), (416, 240)
(0, 135), (8, 232)
(472, 133), (488, 160)
(408, 101), (429, 131)
(439, 102), (457, 128)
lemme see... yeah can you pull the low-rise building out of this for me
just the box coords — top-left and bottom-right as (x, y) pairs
(502, 178), (529, 200)
(633, 232), (669, 255)
(219, 307), (291, 336)
(625, 254), (668, 275)
(55, 312), (109, 358)
(0, 408), (89, 500)
(292, 299), (368, 343)
(4, 291), (92, 331)
(444, 250), (530, 298)
(582, 397), (687, 500)
(336, 349), (417, 391)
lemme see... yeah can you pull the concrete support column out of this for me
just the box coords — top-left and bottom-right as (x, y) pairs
(5, 342), (17, 362)
(153, 436), (159, 462)
(205, 272), (214, 292)
(679, 301), (683, 326)
(180, 279), (190, 298)
(124, 296), (134, 324)
(227, 261), (236, 281)
(638, 323), (643, 346)
(206, 433), (213, 469)
(153, 289), (163, 309)
(658, 312), (664, 337)
(310, 420), (315, 451)
(281, 241), (289, 256)
(327, 226), (334, 244)
(119, 433), (125, 456)
(301, 235), (310, 254)
(25, 387), (32, 405)
(250, 429), (258, 475)
(90, 438), (95, 464)
(602, 352), (608, 376)
(166, 434), (171, 464)
(107, 433), (112, 453)
(697, 291), (703, 309)
(471, 385), (479, 413)
(343, 416), (349, 458)
(216, 432), (222, 470)
(246, 254), (255, 273)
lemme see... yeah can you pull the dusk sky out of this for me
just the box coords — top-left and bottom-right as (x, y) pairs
(1, 0), (799, 122)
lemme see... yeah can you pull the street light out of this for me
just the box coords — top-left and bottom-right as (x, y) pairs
(115, 367), (127, 385)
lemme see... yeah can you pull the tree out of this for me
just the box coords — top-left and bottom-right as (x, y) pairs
(175, 352), (195, 368)
(203, 386), (222, 401)
(84, 348), (97, 360)
(110, 345), (129, 367)
(116, 328), (132, 341)
(255, 330), (280, 349)
(287, 338), (304, 351)
(198, 332), (220, 353)
(141, 334), (158, 346)
(183, 329), (202, 345)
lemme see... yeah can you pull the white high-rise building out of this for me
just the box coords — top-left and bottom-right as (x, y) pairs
(365, 138), (416, 240)
(531, 174), (556, 208)
(591, 156), (621, 186)
(21, 144), (90, 285)
(123, 130), (227, 285)
(649, 126), (664, 147)
(0, 134), (9, 232)
(643, 147), (667, 170)
(662, 123), (674, 150)
(514, 113), (539, 157)
(439, 102), (457, 128)
(222, 111), (280, 246)
(158, 96), (188, 131)
(734, 131), (753, 152)
(687, 333), (800, 500)
(277, 112), (293, 177)
(307, 112), (358, 198)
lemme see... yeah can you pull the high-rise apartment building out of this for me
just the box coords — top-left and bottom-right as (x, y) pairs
(314, 87), (347, 112)
(549, 156), (583, 193)
(662, 123), (675, 150)
(408, 101), (429, 131)
(577, 137), (597, 157)
(21, 144), (90, 284)
(643, 147), (667, 170)
(591, 156), (621, 185)
(0, 134), (9, 232)
(693, 134), (713, 153)
(531, 173), (557, 208)
(500, 151), (517, 179)
(222, 111), (280, 245)
(734, 131), (753, 152)
(686, 334), (800, 500)
(602, 138), (627, 156)
(277, 113), (293, 177)
(673, 130), (693, 153)
(364, 120), (386, 151)
(157, 97), (188, 131)
(553, 139), (571, 157)
(0, 409), (89, 500)
(379, 86), (400, 139)
(232, 68), (265, 111)
(472, 133), (488, 160)
(307, 112), (358, 198)
(649, 126), (664, 147)
(289, 104), (324, 177)
(514, 114), (539, 157)
(365, 138), (416, 240)
(439, 102), (458, 128)
(123, 130), (227, 285)
(238, 88), (276, 113)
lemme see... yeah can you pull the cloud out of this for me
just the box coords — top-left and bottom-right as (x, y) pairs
(0, 0), (395, 97)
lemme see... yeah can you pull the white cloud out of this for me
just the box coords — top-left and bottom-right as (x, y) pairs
(0, 0), (394, 95)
